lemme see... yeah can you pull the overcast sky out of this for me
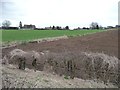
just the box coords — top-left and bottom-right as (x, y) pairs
(0, 0), (119, 29)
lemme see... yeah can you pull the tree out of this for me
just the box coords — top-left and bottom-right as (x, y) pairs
(56, 26), (62, 30)
(99, 25), (103, 29)
(96, 25), (99, 29)
(52, 26), (55, 30)
(19, 21), (22, 29)
(65, 26), (69, 30)
(90, 22), (99, 29)
(2, 20), (11, 28)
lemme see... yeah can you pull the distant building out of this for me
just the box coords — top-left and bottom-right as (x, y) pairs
(23, 24), (36, 30)
(73, 27), (81, 30)
(45, 26), (52, 30)
(107, 26), (114, 29)
(115, 25), (120, 28)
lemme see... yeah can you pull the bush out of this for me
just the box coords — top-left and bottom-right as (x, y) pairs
(43, 51), (118, 85)
(3, 49), (119, 86)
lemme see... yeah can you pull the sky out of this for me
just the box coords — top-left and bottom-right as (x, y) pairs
(0, 0), (119, 29)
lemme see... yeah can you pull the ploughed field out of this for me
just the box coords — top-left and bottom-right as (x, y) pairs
(2, 29), (119, 87)
(2, 29), (118, 57)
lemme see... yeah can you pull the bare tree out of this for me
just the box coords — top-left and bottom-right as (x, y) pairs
(90, 22), (99, 29)
(2, 20), (11, 28)
(99, 25), (103, 29)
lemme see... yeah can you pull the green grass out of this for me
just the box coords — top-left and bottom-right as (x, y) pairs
(0, 30), (2, 42)
(1, 29), (105, 42)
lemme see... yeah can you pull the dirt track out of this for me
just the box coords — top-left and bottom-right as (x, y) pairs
(2, 30), (118, 58)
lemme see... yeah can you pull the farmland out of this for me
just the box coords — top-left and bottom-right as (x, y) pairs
(2, 29), (104, 42)
(2, 29), (119, 88)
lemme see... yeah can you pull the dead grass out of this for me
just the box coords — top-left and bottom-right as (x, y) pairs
(2, 49), (119, 87)
(42, 51), (118, 86)
(2, 64), (117, 88)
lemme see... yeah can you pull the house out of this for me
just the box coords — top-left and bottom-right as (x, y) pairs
(107, 26), (114, 29)
(23, 24), (36, 30)
(115, 25), (120, 28)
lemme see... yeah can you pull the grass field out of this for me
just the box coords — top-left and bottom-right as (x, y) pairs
(1, 29), (104, 42)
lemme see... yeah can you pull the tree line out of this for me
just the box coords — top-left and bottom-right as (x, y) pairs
(1, 20), (115, 30)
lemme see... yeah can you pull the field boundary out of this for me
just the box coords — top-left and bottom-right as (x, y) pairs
(2, 35), (68, 49)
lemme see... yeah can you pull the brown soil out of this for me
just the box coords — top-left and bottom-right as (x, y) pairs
(2, 30), (118, 58)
